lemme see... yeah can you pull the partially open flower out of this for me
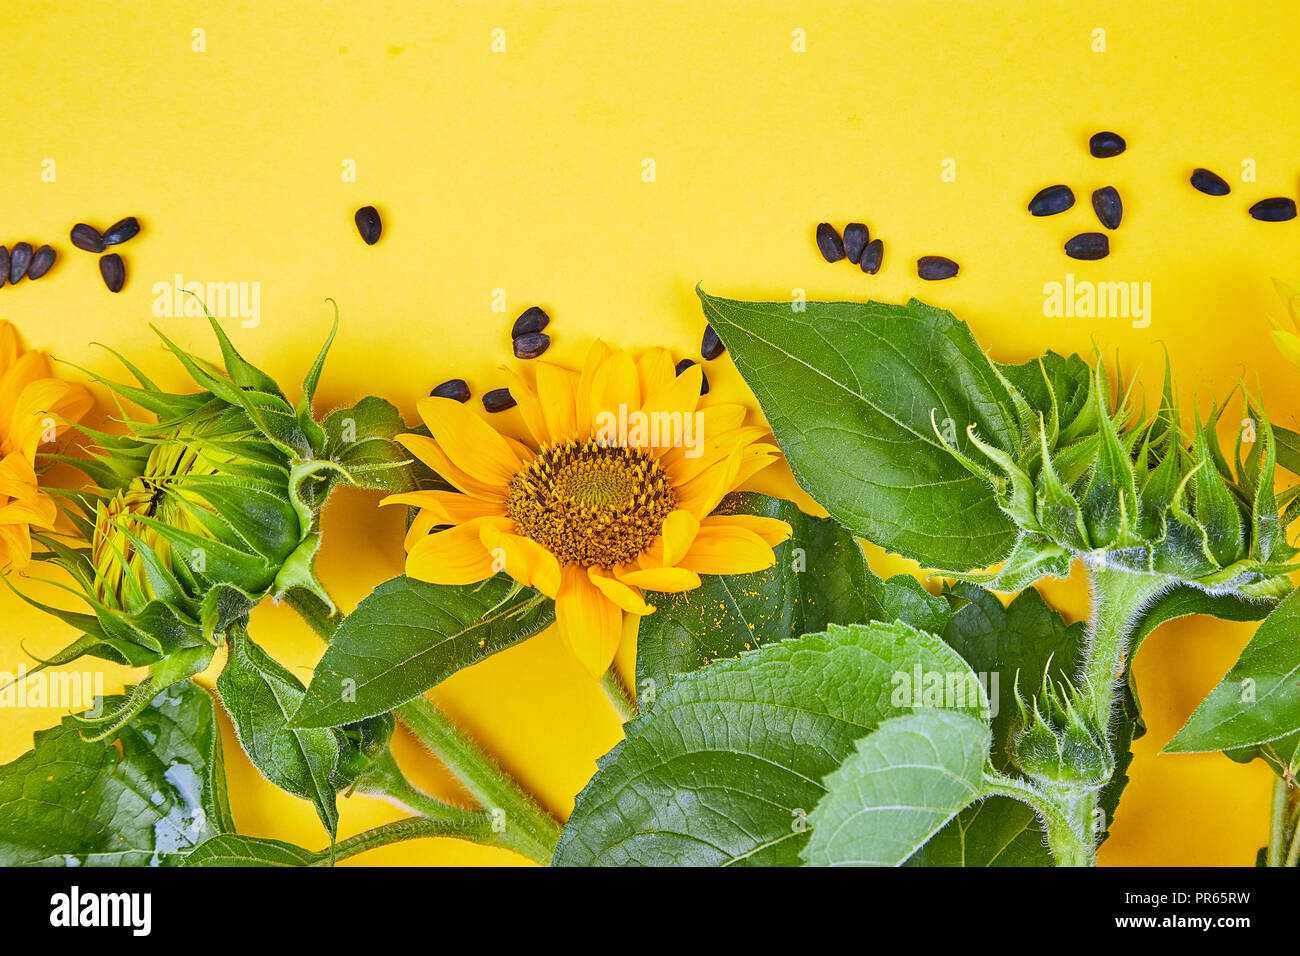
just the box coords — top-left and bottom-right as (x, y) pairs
(937, 355), (1298, 599)
(385, 341), (793, 676)
(0, 320), (93, 569)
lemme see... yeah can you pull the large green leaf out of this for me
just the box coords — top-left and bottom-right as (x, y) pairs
(803, 709), (991, 866)
(905, 798), (1051, 866)
(698, 289), (1018, 570)
(635, 492), (952, 696)
(553, 621), (987, 866)
(216, 631), (342, 839)
(291, 575), (554, 728)
(1165, 589), (1300, 753)
(0, 681), (232, 866)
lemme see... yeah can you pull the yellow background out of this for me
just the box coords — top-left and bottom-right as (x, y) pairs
(3, 0), (1299, 866)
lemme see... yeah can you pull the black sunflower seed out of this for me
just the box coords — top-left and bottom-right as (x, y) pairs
(1190, 168), (1230, 196)
(99, 253), (126, 292)
(70, 223), (106, 253)
(1249, 197), (1297, 222)
(1065, 232), (1109, 260)
(513, 332), (550, 359)
(1089, 131), (1126, 158)
(511, 306), (550, 338)
(675, 358), (709, 395)
(26, 245), (56, 280)
(842, 223), (869, 264)
(1028, 185), (1075, 216)
(482, 387), (516, 412)
(917, 256), (959, 280)
(701, 324), (725, 360)
(354, 206), (382, 244)
(815, 222), (845, 262)
(9, 243), (32, 284)
(1092, 187), (1123, 229)
(430, 378), (471, 402)
(860, 238), (883, 274)
(101, 217), (140, 245)
(0, 247), (7, 289)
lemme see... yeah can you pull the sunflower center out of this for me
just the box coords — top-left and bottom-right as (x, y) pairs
(506, 437), (676, 567)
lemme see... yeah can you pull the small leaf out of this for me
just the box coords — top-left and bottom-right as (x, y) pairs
(182, 833), (318, 867)
(802, 709), (991, 867)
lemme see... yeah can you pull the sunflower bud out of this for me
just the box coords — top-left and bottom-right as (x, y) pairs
(937, 355), (1298, 598)
(1011, 673), (1115, 791)
(23, 310), (409, 737)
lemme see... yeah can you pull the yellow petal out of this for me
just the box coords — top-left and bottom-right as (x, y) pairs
(658, 403), (750, 472)
(657, 509), (700, 566)
(636, 349), (677, 402)
(403, 507), (441, 551)
(588, 565), (654, 615)
(395, 433), (506, 501)
(555, 564), (624, 677)
(589, 351), (640, 429)
(535, 362), (578, 443)
(498, 366), (550, 448)
(1271, 330), (1300, 369)
(479, 524), (562, 598)
(381, 490), (507, 525)
(677, 524), (776, 575)
(700, 513), (793, 547)
(416, 396), (524, 487)
(662, 425), (768, 484)
(614, 565), (701, 592)
(576, 340), (613, 436)
(405, 517), (508, 585)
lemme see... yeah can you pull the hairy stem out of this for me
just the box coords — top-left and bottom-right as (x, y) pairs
(1079, 562), (1169, 729)
(600, 666), (639, 721)
(285, 588), (561, 865)
(309, 815), (502, 866)
(983, 771), (1093, 867)
(1268, 774), (1289, 867)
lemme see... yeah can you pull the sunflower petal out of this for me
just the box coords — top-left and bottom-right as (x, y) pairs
(498, 366), (550, 448)
(657, 509), (700, 566)
(588, 565), (654, 615)
(699, 513), (792, 547)
(614, 565), (702, 592)
(381, 490), (507, 524)
(479, 524), (562, 598)
(535, 362), (578, 442)
(405, 516), (508, 585)
(555, 564), (624, 677)
(576, 340), (613, 436)
(416, 396), (524, 487)
(636, 349), (677, 402)
(395, 433), (505, 501)
(677, 524), (776, 575)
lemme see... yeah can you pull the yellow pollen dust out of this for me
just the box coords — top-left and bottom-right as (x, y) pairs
(506, 437), (676, 567)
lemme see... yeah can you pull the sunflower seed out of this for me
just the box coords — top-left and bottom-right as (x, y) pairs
(675, 358), (709, 395)
(1028, 185), (1075, 216)
(917, 256), (959, 280)
(1065, 232), (1109, 260)
(99, 253), (125, 292)
(101, 217), (140, 245)
(0, 247), (7, 289)
(511, 306), (550, 338)
(354, 206), (382, 244)
(513, 332), (550, 359)
(842, 223), (869, 264)
(701, 324), (725, 360)
(815, 222), (845, 262)
(9, 243), (32, 284)
(1249, 197), (1297, 222)
(430, 378), (471, 402)
(483, 387), (516, 412)
(1092, 187), (1123, 229)
(1089, 131), (1126, 158)
(70, 223), (106, 253)
(860, 238), (883, 274)
(26, 245), (56, 280)
(1190, 168), (1230, 196)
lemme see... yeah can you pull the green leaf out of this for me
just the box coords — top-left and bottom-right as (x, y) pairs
(803, 709), (991, 866)
(182, 833), (318, 867)
(635, 492), (952, 695)
(0, 681), (232, 866)
(904, 798), (1052, 866)
(291, 575), (554, 728)
(321, 396), (414, 493)
(216, 631), (342, 839)
(1165, 589), (1300, 753)
(698, 289), (1018, 571)
(553, 621), (987, 866)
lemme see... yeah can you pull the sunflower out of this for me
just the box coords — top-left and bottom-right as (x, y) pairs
(384, 341), (793, 676)
(0, 320), (93, 569)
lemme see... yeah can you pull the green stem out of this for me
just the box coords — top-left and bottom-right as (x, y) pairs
(983, 771), (1093, 867)
(1286, 807), (1300, 868)
(599, 666), (638, 721)
(1268, 774), (1289, 867)
(310, 816), (499, 866)
(285, 589), (561, 865)
(1079, 562), (1169, 729)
